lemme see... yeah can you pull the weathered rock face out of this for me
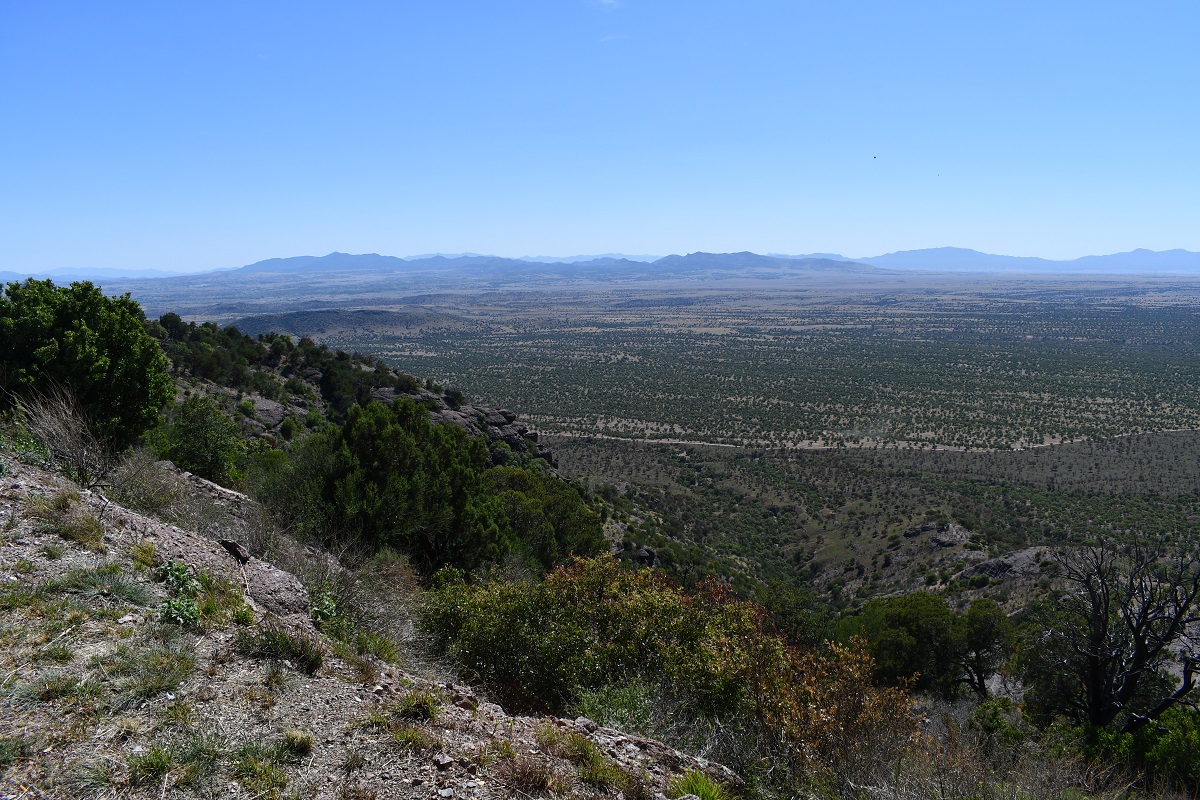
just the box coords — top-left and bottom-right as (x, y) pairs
(252, 396), (287, 427)
(101, 465), (314, 623)
(960, 547), (1048, 580)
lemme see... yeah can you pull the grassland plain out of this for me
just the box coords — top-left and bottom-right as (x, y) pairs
(235, 286), (1200, 451)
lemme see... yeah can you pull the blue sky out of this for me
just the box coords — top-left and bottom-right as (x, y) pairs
(2, 1), (1197, 271)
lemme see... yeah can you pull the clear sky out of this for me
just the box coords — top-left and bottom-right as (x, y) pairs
(2, 1), (1197, 272)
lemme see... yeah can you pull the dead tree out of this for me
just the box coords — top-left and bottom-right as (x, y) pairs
(1047, 539), (1200, 733)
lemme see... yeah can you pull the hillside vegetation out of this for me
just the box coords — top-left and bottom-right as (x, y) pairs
(4, 278), (1200, 798)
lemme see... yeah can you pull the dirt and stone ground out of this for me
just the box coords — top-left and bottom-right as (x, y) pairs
(0, 455), (734, 800)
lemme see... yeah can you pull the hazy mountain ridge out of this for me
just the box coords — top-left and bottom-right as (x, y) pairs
(8, 247), (1200, 288)
(780, 246), (1200, 273)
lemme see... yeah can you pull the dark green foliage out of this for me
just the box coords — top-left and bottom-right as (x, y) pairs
(0, 736), (31, 772)
(959, 598), (1014, 697)
(332, 399), (508, 573)
(251, 398), (603, 575)
(159, 395), (244, 483)
(482, 467), (605, 568)
(843, 592), (961, 697)
(840, 593), (1013, 699)
(156, 319), (401, 419)
(0, 279), (173, 447)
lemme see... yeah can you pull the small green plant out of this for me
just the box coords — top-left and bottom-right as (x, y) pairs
(310, 585), (337, 625)
(47, 563), (151, 606)
(160, 595), (201, 625)
(668, 769), (731, 800)
(16, 670), (91, 704)
(175, 729), (226, 786)
(74, 759), (121, 791)
(0, 735), (32, 770)
(49, 488), (81, 513)
(476, 738), (516, 765)
(358, 708), (390, 731)
(162, 698), (197, 727)
(130, 539), (156, 570)
(35, 643), (74, 663)
(29, 490), (106, 550)
(112, 643), (197, 699)
(571, 680), (654, 735)
(195, 570), (249, 627)
(41, 542), (64, 560)
(497, 756), (569, 795)
(55, 509), (105, 551)
(14, 558), (35, 573)
(156, 560), (200, 598)
(342, 747), (367, 774)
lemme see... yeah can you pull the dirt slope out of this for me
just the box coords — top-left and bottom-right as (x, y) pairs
(0, 455), (735, 799)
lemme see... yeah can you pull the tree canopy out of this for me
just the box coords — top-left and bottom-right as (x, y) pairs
(0, 280), (173, 447)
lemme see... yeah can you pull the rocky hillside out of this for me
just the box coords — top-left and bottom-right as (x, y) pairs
(0, 454), (735, 799)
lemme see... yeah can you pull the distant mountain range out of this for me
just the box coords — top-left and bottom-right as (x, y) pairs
(216, 251), (879, 286)
(0, 266), (200, 283)
(777, 247), (1200, 273)
(5, 247), (1200, 289)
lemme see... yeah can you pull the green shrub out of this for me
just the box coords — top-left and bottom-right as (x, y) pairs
(420, 555), (770, 716)
(0, 279), (174, 448)
(160, 395), (244, 484)
(160, 595), (201, 625)
(155, 560), (200, 598)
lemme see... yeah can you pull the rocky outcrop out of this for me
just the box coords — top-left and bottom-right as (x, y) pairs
(959, 547), (1048, 580)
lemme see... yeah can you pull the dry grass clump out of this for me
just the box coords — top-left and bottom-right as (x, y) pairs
(28, 488), (105, 551)
(236, 622), (325, 675)
(496, 755), (573, 796)
(535, 721), (651, 796)
(13, 387), (116, 489)
(108, 447), (183, 514)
